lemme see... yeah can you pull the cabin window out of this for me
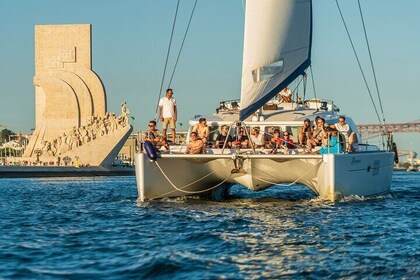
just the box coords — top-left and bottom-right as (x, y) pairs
(208, 126), (220, 142)
(285, 126), (300, 141)
(264, 126), (281, 135)
(252, 60), (284, 83)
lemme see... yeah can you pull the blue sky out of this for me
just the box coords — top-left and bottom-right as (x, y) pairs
(0, 0), (419, 153)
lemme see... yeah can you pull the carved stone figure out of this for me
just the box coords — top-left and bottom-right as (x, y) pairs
(117, 101), (130, 127)
(100, 120), (107, 136)
(51, 139), (58, 156)
(79, 126), (89, 144)
(72, 129), (80, 148)
(109, 113), (117, 132)
(44, 141), (53, 156)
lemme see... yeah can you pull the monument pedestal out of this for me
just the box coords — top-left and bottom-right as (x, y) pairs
(23, 24), (132, 167)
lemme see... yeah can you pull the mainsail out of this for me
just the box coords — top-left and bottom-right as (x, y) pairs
(239, 0), (312, 120)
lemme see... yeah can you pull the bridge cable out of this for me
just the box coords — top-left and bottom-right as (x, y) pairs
(154, 0), (181, 121)
(334, 0), (382, 127)
(168, 0), (199, 88)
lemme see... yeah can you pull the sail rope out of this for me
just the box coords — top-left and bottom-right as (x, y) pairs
(291, 75), (305, 101)
(334, 0), (382, 127)
(153, 161), (232, 196)
(357, 0), (389, 148)
(167, 0), (199, 88)
(309, 66), (319, 110)
(243, 159), (323, 187)
(303, 72), (308, 101)
(154, 0), (181, 121)
(357, 0), (385, 123)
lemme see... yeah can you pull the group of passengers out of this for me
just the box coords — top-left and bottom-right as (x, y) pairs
(144, 87), (355, 155)
(211, 124), (297, 154)
(144, 115), (355, 155)
(299, 115), (356, 153)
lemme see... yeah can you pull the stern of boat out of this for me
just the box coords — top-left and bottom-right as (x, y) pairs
(317, 152), (394, 201)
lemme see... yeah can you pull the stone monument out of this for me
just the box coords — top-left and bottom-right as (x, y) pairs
(23, 24), (132, 167)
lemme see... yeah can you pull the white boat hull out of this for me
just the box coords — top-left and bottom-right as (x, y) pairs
(135, 151), (394, 202)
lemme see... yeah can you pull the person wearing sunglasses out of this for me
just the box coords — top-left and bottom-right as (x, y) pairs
(233, 127), (249, 149)
(280, 132), (295, 151)
(144, 120), (169, 151)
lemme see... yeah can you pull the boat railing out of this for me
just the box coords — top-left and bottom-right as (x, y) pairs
(216, 99), (241, 113)
(136, 122), (387, 156)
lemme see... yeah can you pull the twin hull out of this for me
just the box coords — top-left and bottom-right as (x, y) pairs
(135, 152), (394, 201)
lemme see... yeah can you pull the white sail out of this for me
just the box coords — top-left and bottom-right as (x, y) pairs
(240, 0), (312, 120)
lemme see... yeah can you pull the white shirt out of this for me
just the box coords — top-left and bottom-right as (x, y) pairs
(335, 123), (352, 137)
(280, 88), (292, 97)
(250, 134), (265, 146)
(159, 96), (177, 118)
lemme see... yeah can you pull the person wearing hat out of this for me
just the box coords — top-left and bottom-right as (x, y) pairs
(299, 118), (313, 146)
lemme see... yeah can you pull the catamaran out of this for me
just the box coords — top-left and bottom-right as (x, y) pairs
(134, 0), (394, 202)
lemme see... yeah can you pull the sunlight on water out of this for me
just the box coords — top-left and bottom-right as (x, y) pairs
(0, 173), (419, 278)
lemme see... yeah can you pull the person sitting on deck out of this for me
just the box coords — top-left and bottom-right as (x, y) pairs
(192, 117), (209, 148)
(299, 118), (313, 146)
(279, 131), (295, 152)
(332, 115), (357, 152)
(279, 87), (292, 103)
(268, 129), (283, 153)
(144, 120), (169, 151)
(319, 127), (342, 154)
(249, 126), (265, 148)
(184, 132), (204, 154)
(233, 127), (249, 149)
(215, 125), (233, 148)
(306, 117), (328, 152)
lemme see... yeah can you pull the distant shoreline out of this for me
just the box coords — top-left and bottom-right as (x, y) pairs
(0, 166), (134, 178)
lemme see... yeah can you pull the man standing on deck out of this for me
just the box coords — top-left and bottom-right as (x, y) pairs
(159, 88), (177, 143)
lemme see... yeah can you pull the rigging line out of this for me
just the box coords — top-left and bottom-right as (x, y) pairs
(334, 0), (382, 125)
(291, 76), (304, 97)
(154, 0), (181, 121)
(309, 66), (319, 110)
(168, 0), (198, 88)
(309, 66), (317, 99)
(357, 0), (386, 123)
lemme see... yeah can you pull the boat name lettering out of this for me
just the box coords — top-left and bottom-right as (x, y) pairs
(351, 157), (361, 165)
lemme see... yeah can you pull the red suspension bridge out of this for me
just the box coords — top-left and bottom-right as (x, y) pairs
(357, 121), (420, 136)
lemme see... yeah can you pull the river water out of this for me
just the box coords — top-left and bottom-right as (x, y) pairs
(0, 172), (418, 279)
